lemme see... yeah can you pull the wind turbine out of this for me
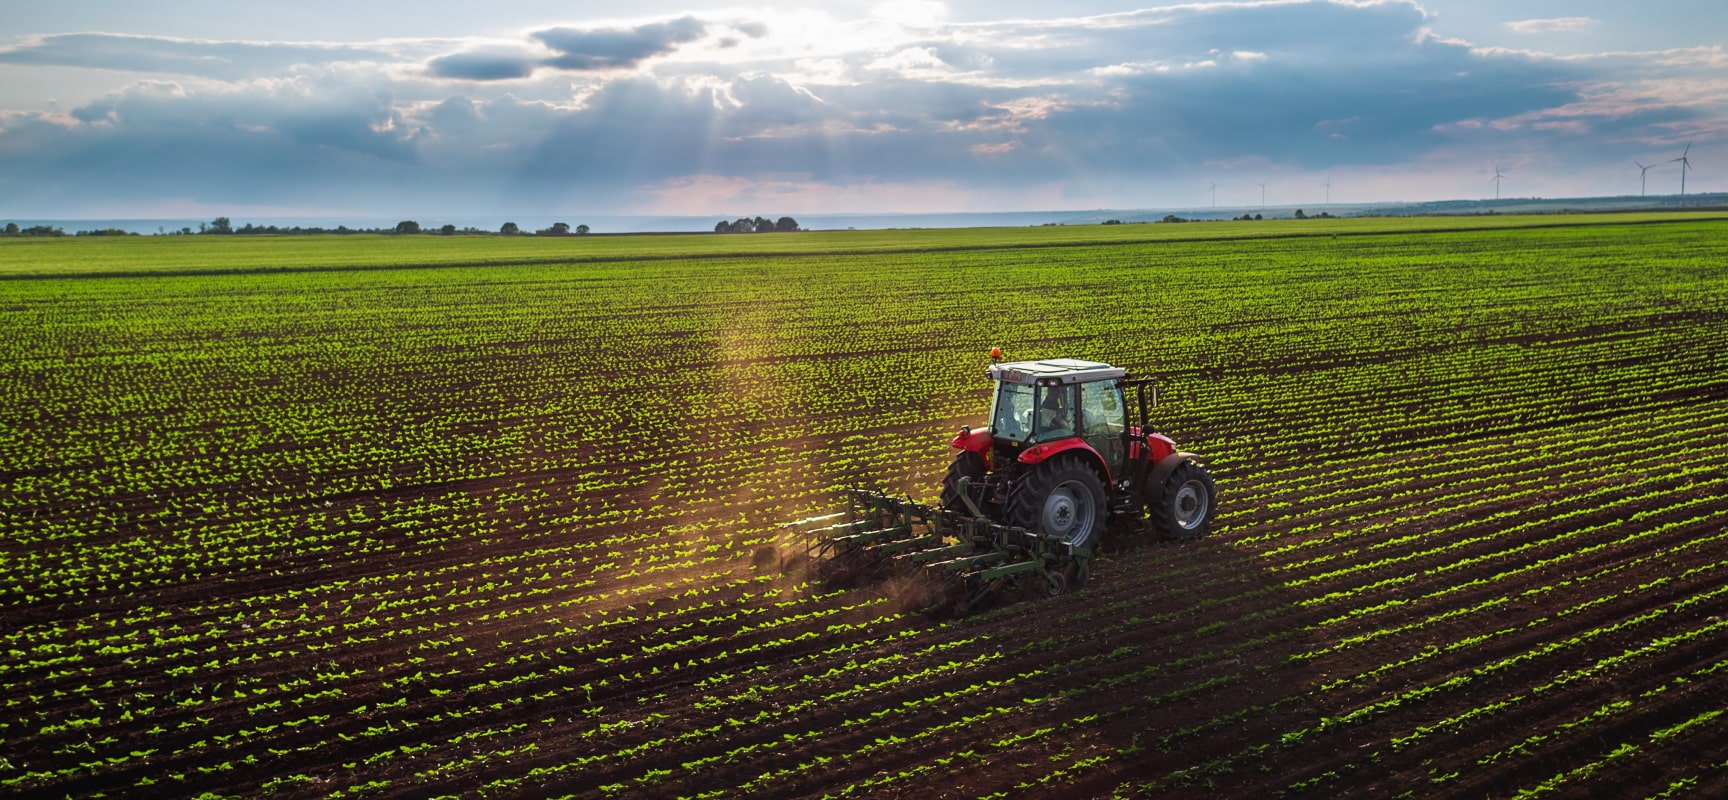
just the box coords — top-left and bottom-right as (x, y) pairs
(1671, 144), (1694, 196)
(1209, 180), (1217, 208)
(1257, 182), (1267, 207)
(1322, 178), (1330, 204)
(1635, 160), (1653, 197)
(1490, 164), (1506, 200)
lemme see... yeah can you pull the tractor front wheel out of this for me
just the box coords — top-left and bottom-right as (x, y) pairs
(1005, 454), (1107, 549)
(1150, 460), (1217, 540)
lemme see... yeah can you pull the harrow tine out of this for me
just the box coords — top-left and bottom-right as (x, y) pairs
(811, 518), (885, 536)
(926, 550), (1007, 573)
(867, 534), (947, 557)
(896, 542), (975, 566)
(785, 511), (847, 528)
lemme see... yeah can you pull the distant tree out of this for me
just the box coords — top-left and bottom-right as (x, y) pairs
(576, 224), (590, 235)
(439, 224), (457, 235)
(1293, 209), (1306, 219)
(1103, 219), (1122, 225)
(209, 216), (232, 234)
(395, 220), (421, 234)
(3, 222), (17, 236)
(544, 222), (571, 235)
(716, 216), (802, 233)
(1254, 213), (1263, 220)
(500, 221), (519, 235)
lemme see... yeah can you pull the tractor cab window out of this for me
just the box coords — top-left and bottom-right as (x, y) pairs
(990, 382), (1037, 441)
(992, 381), (1080, 442)
(1079, 380), (1128, 477)
(1034, 384), (1076, 442)
(1079, 381), (1126, 437)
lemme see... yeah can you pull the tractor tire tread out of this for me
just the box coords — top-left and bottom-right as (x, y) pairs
(1150, 459), (1217, 540)
(1004, 453), (1107, 549)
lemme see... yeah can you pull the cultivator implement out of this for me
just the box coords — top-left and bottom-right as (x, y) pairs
(798, 487), (1093, 616)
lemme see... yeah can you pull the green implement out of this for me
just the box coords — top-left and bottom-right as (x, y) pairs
(803, 487), (1094, 616)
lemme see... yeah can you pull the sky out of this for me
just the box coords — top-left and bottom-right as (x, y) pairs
(1, 0), (1723, 220)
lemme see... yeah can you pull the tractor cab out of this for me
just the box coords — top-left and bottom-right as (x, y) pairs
(986, 358), (1131, 478)
(942, 354), (1212, 549)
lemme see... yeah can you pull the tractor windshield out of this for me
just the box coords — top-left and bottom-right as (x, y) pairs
(991, 382), (1077, 443)
(990, 382), (1036, 441)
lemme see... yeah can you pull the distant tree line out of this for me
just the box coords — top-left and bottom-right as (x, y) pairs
(1154, 210), (1331, 223)
(2, 223), (68, 237)
(175, 217), (595, 236)
(0, 215), (799, 237)
(0, 223), (143, 236)
(714, 216), (800, 233)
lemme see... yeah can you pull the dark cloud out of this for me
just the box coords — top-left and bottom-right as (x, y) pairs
(0, 32), (393, 79)
(0, 104), (419, 215)
(532, 16), (706, 71)
(46, 80), (419, 173)
(424, 17), (712, 81)
(426, 50), (538, 81)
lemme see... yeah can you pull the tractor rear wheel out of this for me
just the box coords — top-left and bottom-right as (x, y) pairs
(1005, 454), (1107, 549)
(1150, 460), (1217, 540)
(939, 450), (992, 517)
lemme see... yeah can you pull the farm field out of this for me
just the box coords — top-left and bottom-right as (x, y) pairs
(3, 213), (1728, 799)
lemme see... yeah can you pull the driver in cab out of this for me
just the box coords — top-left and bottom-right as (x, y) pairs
(1038, 388), (1074, 440)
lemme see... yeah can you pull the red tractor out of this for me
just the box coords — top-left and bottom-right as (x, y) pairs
(939, 356), (1217, 547)
(807, 356), (1216, 612)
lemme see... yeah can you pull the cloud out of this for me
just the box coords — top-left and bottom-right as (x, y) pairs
(0, 2), (1721, 216)
(0, 32), (400, 80)
(423, 17), (713, 82)
(533, 16), (707, 71)
(1505, 18), (1600, 35)
(0, 80), (427, 216)
(426, 49), (540, 81)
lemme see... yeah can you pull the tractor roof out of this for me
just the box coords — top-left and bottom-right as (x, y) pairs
(988, 358), (1127, 385)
